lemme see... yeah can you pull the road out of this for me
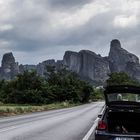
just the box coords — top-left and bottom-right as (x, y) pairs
(0, 102), (104, 140)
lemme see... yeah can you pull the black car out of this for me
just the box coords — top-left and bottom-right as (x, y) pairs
(95, 85), (140, 140)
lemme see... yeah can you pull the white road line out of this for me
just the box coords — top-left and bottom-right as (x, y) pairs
(0, 119), (36, 133)
(82, 104), (105, 140)
(0, 126), (18, 133)
(82, 118), (99, 140)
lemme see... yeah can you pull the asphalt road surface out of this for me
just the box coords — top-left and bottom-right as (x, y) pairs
(0, 102), (104, 140)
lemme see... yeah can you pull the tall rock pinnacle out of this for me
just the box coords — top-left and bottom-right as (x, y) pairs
(0, 52), (19, 80)
(0, 39), (140, 85)
(110, 39), (121, 48)
(2, 52), (15, 68)
(109, 39), (139, 73)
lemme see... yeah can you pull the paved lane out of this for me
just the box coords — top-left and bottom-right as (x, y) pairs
(0, 102), (104, 140)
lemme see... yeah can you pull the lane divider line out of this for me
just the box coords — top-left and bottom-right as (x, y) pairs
(0, 126), (18, 133)
(82, 103), (105, 140)
(82, 118), (99, 140)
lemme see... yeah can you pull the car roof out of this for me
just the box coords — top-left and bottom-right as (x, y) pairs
(104, 85), (140, 94)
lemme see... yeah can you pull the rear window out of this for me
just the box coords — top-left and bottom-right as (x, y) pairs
(107, 93), (140, 103)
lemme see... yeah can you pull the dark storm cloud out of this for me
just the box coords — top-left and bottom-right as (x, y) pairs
(0, 0), (140, 64)
(40, 0), (93, 11)
(40, 11), (117, 49)
(48, 0), (92, 7)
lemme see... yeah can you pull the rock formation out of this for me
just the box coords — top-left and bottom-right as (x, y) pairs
(108, 39), (140, 81)
(63, 51), (81, 73)
(0, 52), (19, 80)
(109, 39), (139, 72)
(0, 39), (140, 85)
(19, 64), (36, 74)
(36, 59), (56, 76)
(63, 50), (110, 84)
(20, 59), (64, 77)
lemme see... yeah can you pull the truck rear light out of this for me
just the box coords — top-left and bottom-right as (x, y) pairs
(97, 120), (107, 130)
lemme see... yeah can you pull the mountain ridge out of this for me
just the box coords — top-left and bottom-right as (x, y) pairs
(0, 39), (140, 85)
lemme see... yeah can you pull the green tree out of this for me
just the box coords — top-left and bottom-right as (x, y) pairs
(15, 71), (43, 90)
(0, 68), (93, 104)
(90, 87), (104, 101)
(0, 71), (44, 104)
(46, 67), (92, 103)
(106, 72), (140, 86)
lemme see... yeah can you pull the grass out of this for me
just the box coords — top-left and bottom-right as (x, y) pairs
(0, 102), (79, 117)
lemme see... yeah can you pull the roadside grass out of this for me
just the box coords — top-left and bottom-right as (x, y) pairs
(0, 102), (80, 117)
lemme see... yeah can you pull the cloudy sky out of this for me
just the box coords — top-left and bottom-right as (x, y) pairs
(0, 0), (140, 64)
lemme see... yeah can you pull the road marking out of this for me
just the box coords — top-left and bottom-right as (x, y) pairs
(82, 118), (99, 140)
(0, 119), (36, 133)
(0, 126), (18, 133)
(82, 105), (105, 140)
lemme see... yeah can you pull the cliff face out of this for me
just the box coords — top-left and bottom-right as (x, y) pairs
(19, 59), (64, 77)
(63, 39), (140, 84)
(63, 50), (110, 84)
(36, 59), (56, 76)
(0, 39), (140, 85)
(108, 39), (140, 81)
(125, 62), (140, 81)
(109, 39), (139, 72)
(63, 51), (81, 73)
(0, 52), (19, 80)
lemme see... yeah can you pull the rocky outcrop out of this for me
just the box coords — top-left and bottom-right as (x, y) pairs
(109, 39), (139, 72)
(56, 60), (64, 70)
(0, 52), (19, 80)
(36, 59), (56, 76)
(0, 39), (140, 85)
(19, 64), (36, 74)
(63, 50), (110, 84)
(63, 51), (81, 73)
(125, 62), (140, 81)
(63, 39), (140, 84)
(108, 39), (140, 80)
(19, 59), (64, 77)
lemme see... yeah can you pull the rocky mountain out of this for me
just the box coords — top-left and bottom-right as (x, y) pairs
(36, 59), (64, 77)
(108, 39), (140, 81)
(63, 50), (110, 84)
(0, 39), (140, 85)
(109, 39), (139, 72)
(0, 52), (19, 80)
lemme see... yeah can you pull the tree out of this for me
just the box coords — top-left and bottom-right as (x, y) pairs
(0, 71), (44, 104)
(80, 83), (92, 103)
(46, 67), (92, 103)
(15, 70), (43, 90)
(90, 87), (104, 101)
(0, 68), (93, 104)
(106, 72), (140, 86)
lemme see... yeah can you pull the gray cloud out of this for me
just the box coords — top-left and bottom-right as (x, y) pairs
(0, 0), (140, 64)
(39, 0), (93, 11)
(48, 0), (92, 7)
